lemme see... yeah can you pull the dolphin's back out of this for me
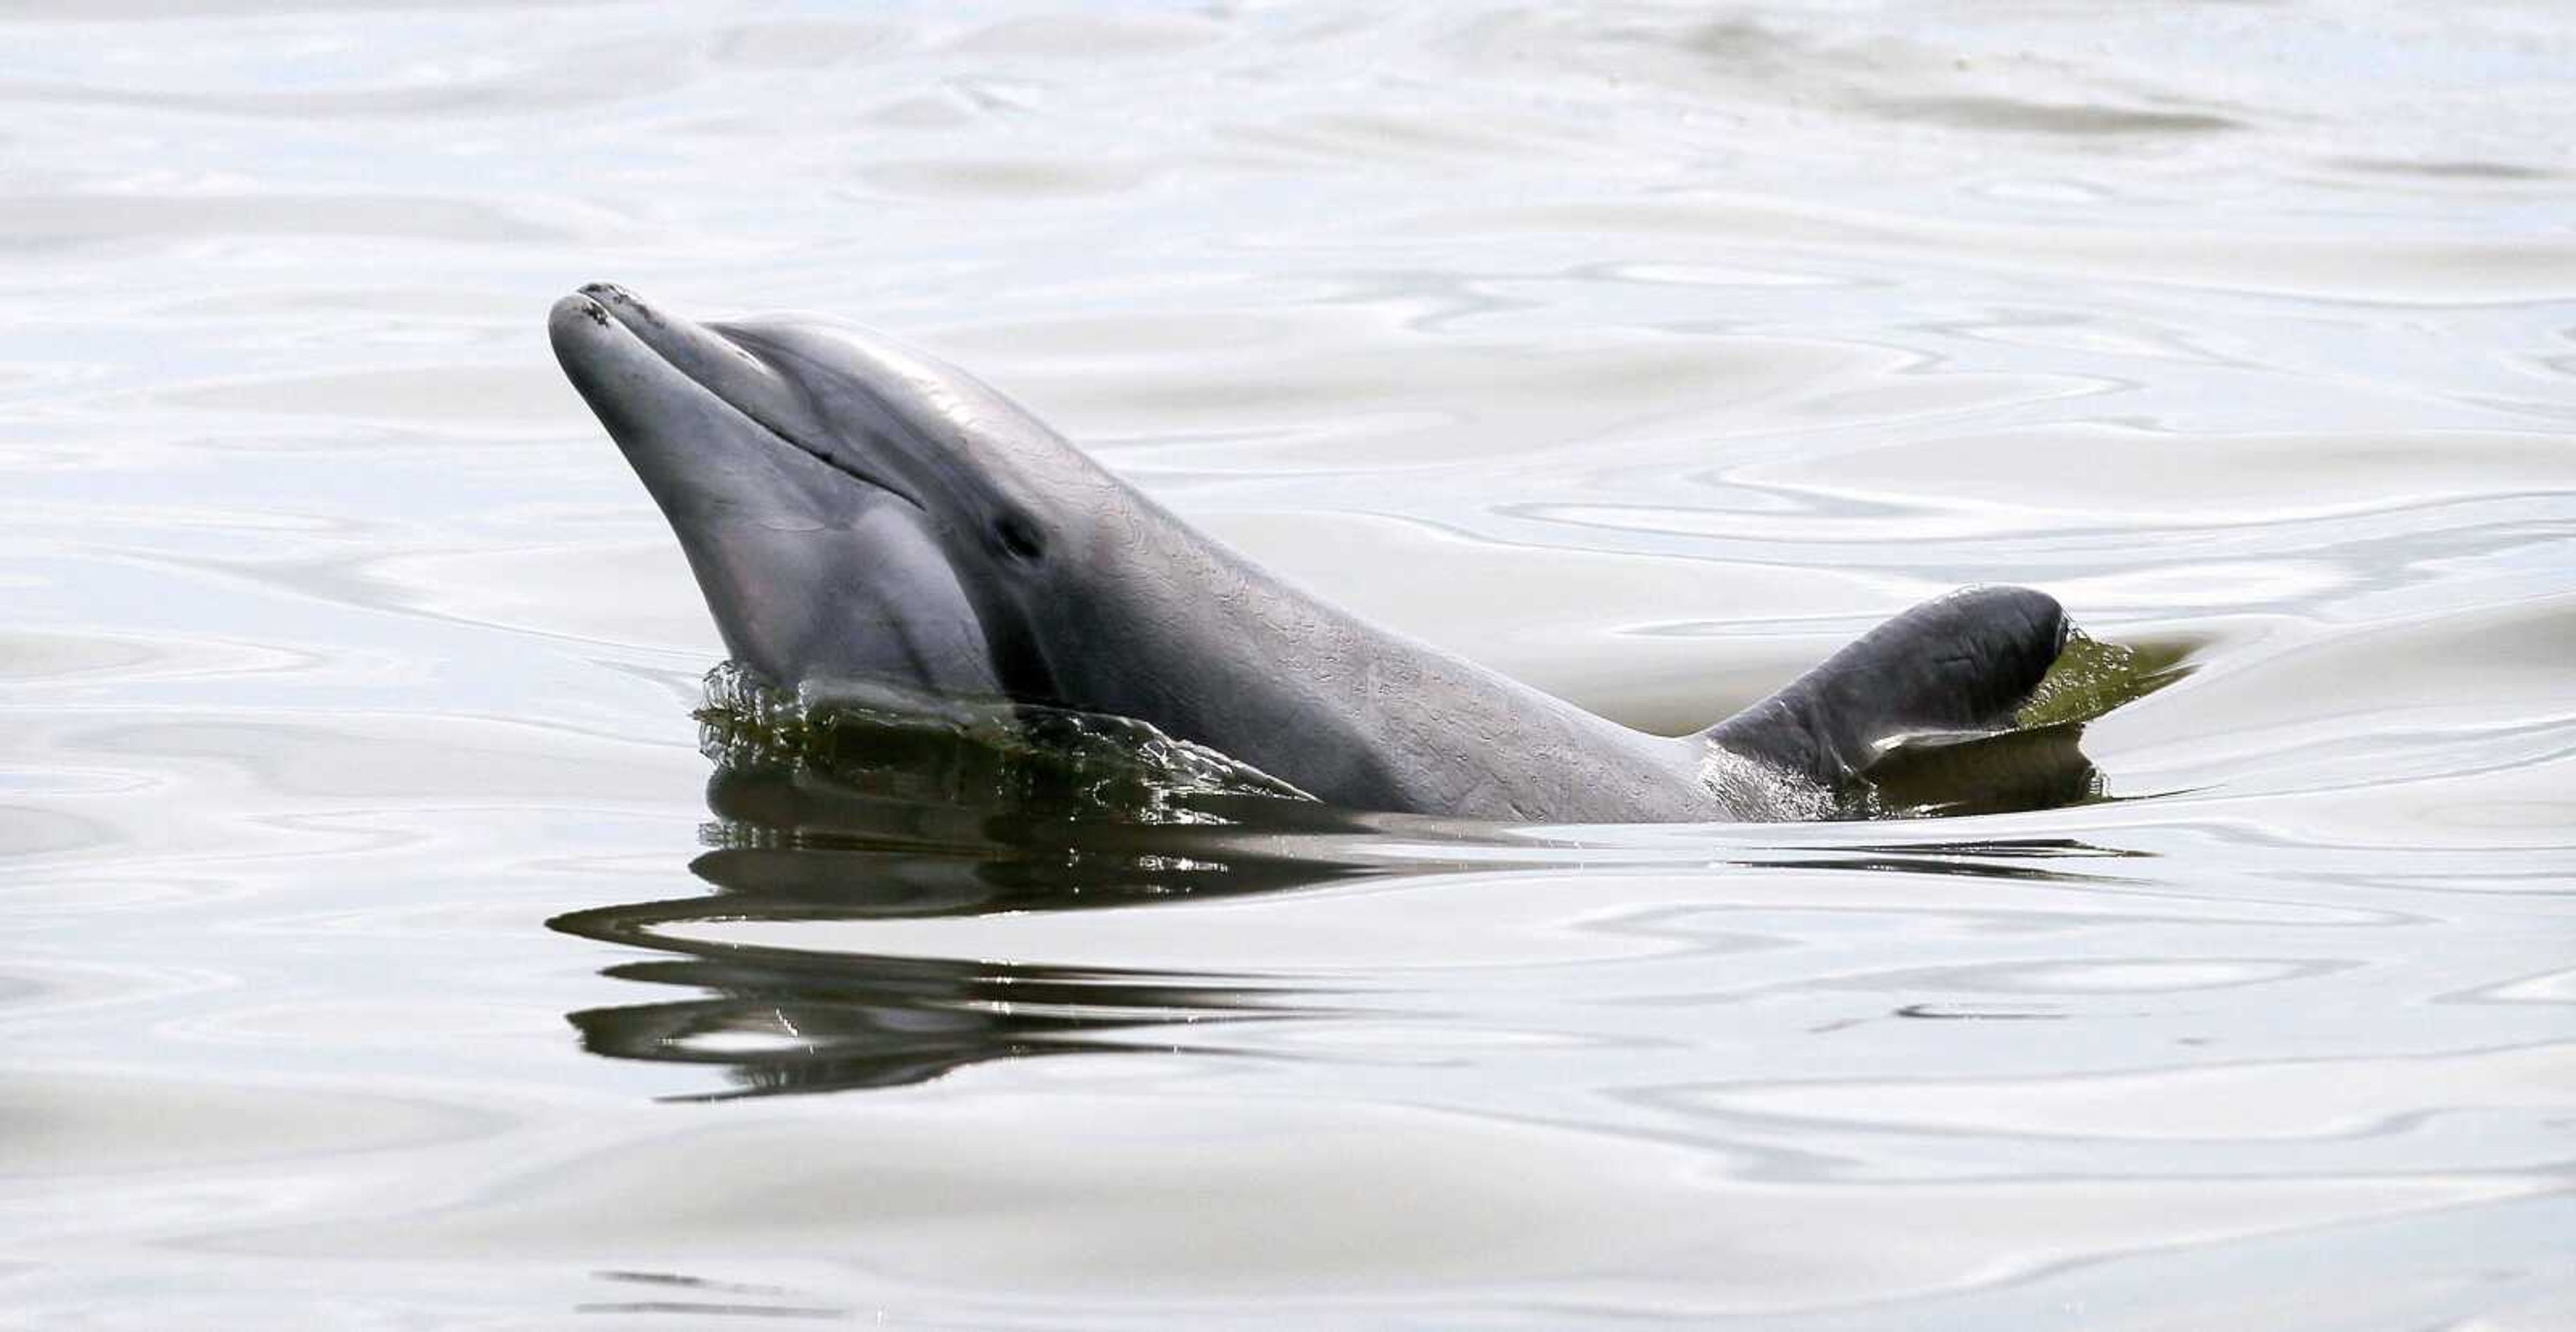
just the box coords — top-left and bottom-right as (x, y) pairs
(1702, 586), (2070, 791)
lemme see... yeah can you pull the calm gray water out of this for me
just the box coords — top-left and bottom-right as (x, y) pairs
(5, 2), (2573, 1327)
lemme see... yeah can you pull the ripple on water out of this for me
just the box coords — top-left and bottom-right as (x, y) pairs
(1, 1072), (499, 1182)
(1690, 1041), (2576, 1145)
(0, 194), (579, 246)
(154, 1082), (2538, 1317)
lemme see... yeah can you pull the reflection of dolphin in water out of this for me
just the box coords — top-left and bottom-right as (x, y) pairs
(554, 763), (1385, 1098)
(555, 762), (2134, 1098)
(551, 283), (2074, 823)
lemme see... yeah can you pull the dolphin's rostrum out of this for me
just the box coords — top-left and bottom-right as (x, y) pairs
(550, 283), (2071, 823)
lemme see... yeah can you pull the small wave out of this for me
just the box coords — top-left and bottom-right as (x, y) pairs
(695, 664), (1315, 825)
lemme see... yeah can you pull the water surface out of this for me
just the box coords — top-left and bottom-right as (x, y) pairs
(4, 2), (2573, 1326)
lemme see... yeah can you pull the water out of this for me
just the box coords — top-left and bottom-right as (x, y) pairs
(5, 1), (2572, 1325)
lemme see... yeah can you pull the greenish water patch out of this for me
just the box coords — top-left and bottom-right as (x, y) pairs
(1856, 629), (2193, 819)
(2015, 629), (2195, 730)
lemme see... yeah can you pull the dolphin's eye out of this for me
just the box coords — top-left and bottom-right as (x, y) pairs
(994, 513), (1046, 564)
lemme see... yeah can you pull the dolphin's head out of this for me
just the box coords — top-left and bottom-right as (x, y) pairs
(549, 283), (1103, 701)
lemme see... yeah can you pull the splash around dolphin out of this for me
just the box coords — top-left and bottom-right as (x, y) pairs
(549, 283), (2074, 823)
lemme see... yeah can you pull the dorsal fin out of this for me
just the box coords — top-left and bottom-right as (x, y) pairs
(1702, 586), (2070, 790)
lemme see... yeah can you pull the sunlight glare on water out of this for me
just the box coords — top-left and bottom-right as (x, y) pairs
(3, 1), (2573, 1326)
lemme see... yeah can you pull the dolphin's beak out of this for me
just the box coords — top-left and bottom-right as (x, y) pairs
(550, 283), (920, 508)
(550, 282), (839, 548)
(555, 284), (792, 421)
(549, 283), (1006, 696)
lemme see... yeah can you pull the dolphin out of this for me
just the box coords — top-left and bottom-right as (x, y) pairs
(549, 283), (2071, 823)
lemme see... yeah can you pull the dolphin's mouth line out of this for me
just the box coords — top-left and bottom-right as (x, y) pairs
(735, 390), (932, 516)
(708, 324), (936, 516)
(590, 295), (929, 514)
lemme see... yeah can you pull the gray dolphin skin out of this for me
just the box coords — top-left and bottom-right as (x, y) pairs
(549, 283), (2070, 823)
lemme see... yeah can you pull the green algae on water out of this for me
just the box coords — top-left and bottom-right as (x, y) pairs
(2015, 629), (2193, 731)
